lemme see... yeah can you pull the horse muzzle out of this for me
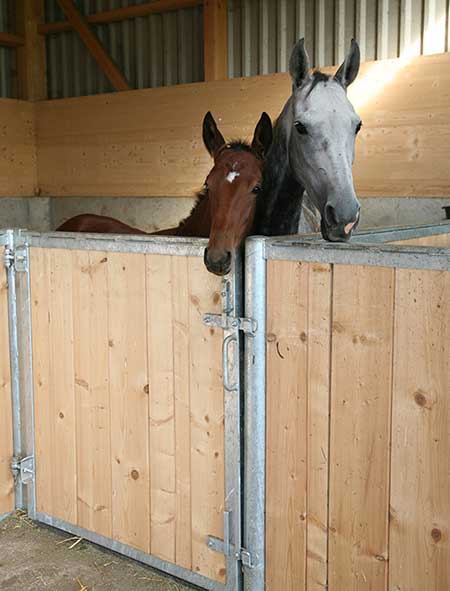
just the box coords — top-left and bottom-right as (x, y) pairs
(321, 213), (360, 242)
(204, 248), (232, 276)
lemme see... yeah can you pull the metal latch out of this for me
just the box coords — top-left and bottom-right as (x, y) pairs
(240, 548), (256, 569)
(11, 455), (34, 484)
(203, 313), (257, 335)
(2, 245), (28, 272)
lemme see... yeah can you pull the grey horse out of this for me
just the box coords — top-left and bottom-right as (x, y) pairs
(256, 38), (362, 241)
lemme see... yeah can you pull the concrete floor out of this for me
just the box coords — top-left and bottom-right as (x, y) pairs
(0, 512), (197, 591)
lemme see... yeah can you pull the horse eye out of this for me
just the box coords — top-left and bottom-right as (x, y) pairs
(355, 121), (363, 134)
(295, 121), (308, 135)
(203, 182), (208, 191)
(252, 186), (262, 195)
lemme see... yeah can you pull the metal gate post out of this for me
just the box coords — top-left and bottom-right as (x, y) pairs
(243, 237), (266, 591)
(4, 229), (35, 514)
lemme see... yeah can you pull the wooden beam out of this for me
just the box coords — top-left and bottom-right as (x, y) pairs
(39, 0), (203, 35)
(15, 0), (47, 101)
(55, 0), (130, 92)
(203, 0), (228, 81)
(0, 32), (25, 48)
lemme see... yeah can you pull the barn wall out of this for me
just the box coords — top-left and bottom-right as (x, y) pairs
(228, 0), (450, 77)
(34, 51), (450, 198)
(44, 0), (204, 99)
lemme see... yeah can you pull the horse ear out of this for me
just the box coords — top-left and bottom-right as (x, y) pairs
(289, 38), (310, 88)
(202, 111), (226, 157)
(251, 112), (273, 158)
(334, 39), (360, 88)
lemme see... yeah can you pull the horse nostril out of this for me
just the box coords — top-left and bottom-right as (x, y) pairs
(324, 203), (338, 227)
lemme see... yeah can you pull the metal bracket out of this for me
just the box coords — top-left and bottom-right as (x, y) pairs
(11, 455), (34, 485)
(203, 313), (257, 335)
(2, 244), (28, 272)
(240, 548), (256, 569)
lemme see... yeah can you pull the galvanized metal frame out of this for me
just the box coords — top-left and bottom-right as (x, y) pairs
(12, 229), (243, 591)
(242, 237), (266, 591)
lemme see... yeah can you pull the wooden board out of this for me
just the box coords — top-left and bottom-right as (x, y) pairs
(0, 265), (13, 516)
(390, 269), (450, 590)
(30, 247), (225, 582)
(35, 51), (450, 198)
(328, 265), (394, 591)
(391, 233), (450, 247)
(0, 100), (37, 197)
(266, 260), (332, 591)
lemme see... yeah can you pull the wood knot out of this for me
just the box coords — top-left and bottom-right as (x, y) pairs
(431, 528), (442, 543)
(100, 257), (107, 264)
(414, 390), (427, 407)
(59, 412), (64, 419)
(266, 333), (276, 343)
(212, 292), (220, 304)
(300, 331), (307, 343)
(143, 384), (149, 395)
(130, 469), (139, 481)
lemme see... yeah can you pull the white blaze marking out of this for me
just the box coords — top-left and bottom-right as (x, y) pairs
(226, 171), (240, 183)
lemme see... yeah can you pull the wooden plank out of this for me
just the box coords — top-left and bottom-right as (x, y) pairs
(146, 254), (176, 563)
(0, 266), (13, 516)
(55, 0), (130, 91)
(306, 263), (332, 591)
(34, 51), (450, 197)
(266, 259), (309, 591)
(187, 257), (225, 582)
(39, 0), (203, 34)
(390, 233), (450, 247)
(30, 248), (52, 514)
(171, 256), (192, 570)
(390, 269), (450, 590)
(328, 265), (394, 591)
(15, 0), (47, 100)
(48, 248), (77, 523)
(0, 100), (37, 197)
(204, 0), (228, 81)
(108, 252), (150, 552)
(0, 32), (25, 48)
(72, 250), (112, 538)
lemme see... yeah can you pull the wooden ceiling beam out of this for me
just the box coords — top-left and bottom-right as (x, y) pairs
(39, 0), (203, 35)
(55, 0), (130, 92)
(0, 32), (25, 48)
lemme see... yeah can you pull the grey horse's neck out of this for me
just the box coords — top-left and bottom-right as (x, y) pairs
(256, 108), (306, 236)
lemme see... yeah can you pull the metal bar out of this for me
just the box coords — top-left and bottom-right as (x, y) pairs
(15, 231), (36, 519)
(222, 248), (244, 591)
(23, 231), (209, 257)
(33, 512), (225, 591)
(264, 239), (450, 271)
(243, 237), (266, 591)
(39, 0), (203, 34)
(4, 230), (23, 510)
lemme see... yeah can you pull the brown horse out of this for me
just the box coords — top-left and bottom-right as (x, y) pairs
(57, 111), (272, 276)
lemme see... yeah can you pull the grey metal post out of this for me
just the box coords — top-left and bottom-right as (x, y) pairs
(5, 230), (23, 509)
(243, 237), (266, 591)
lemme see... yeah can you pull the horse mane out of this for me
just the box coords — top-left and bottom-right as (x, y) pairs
(305, 71), (333, 97)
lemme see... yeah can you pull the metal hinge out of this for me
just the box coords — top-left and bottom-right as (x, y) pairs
(207, 511), (256, 568)
(203, 313), (257, 335)
(3, 244), (28, 272)
(11, 455), (34, 485)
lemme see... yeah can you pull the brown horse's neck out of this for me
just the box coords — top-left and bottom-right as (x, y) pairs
(152, 192), (211, 237)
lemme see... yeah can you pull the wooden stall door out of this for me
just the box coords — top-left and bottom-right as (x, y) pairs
(266, 260), (450, 591)
(30, 248), (226, 584)
(0, 263), (14, 517)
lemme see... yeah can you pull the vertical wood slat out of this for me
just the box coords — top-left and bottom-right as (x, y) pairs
(146, 254), (176, 563)
(0, 265), (13, 516)
(423, 0), (447, 54)
(390, 269), (450, 591)
(172, 256), (192, 570)
(15, 0), (47, 100)
(266, 260), (309, 591)
(328, 265), (394, 591)
(306, 263), (332, 591)
(108, 252), (150, 553)
(188, 256), (225, 583)
(73, 250), (112, 538)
